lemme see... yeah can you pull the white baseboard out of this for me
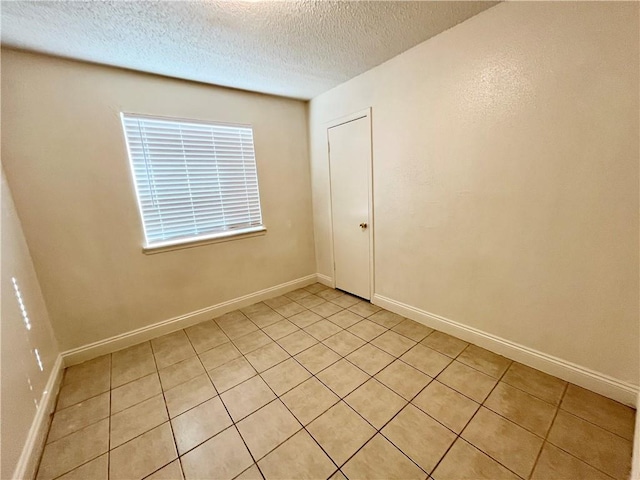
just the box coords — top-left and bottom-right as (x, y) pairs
(372, 293), (638, 407)
(316, 273), (334, 288)
(62, 274), (318, 367)
(13, 354), (64, 480)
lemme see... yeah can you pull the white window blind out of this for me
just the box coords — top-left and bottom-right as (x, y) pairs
(121, 113), (264, 249)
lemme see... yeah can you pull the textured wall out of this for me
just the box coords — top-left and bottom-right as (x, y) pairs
(309, 2), (639, 385)
(1, 170), (60, 478)
(1, 50), (316, 350)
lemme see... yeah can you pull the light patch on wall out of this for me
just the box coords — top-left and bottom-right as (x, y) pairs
(34, 348), (44, 372)
(12, 276), (31, 331)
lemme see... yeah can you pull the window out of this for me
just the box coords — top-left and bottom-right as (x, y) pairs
(121, 113), (264, 251)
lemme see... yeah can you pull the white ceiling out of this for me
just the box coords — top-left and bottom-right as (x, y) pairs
(1, 1), (497, 100)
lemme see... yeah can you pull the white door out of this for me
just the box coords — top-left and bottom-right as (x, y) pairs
(328, 115), (372, 299)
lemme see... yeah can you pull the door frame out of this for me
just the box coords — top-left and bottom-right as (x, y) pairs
(325, 107), (375, 300)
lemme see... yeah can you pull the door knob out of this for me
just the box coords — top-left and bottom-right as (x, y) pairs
(359, 223), (368, 229)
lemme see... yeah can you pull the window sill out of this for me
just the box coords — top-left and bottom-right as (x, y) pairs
(142, 226), (267, 255)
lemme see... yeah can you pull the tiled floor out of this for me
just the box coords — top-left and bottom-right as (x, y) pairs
(38, 283), (636, 480)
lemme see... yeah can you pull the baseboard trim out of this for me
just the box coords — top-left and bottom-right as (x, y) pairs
(62, 274), (318, 366)
(13, 354), (64, 480)
(372, 293), (638, 406)
(316, 273), (334, 288)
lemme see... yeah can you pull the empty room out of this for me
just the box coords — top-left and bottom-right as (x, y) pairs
(1, 1), (639, 479)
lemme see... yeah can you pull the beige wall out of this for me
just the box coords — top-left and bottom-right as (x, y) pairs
(1, 170), (60, 478)
(2, 49), (316, 351)
(309, 2), (639, 385)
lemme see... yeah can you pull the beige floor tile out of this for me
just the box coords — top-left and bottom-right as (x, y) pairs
(347, 344), (395, 375)
(437, 361), (497, 402)
(461, 407), (543, 478)
(561, 384), (635, 440)
(263, 319), (299, 340)
(305, 283), (329, 294)
(317, 359), (370, 397)
(277, 330), (318, 355)
(55, 453), (108, 480)
(241, 302), (273, 318)
(304, 319), (343, 341)
(368, 310), (405, 329)
(110, 394), (168, 448)
(456, 344), (511, 378)
(485, 382), (557, 436)
(56, 371), (110, 410)
(221, 375), (276, 422)
(63, 355), (110, 386)
(273, 300), (306, 318)
(258, 429), (336, 480)
(245, 342), (290, 373)
(547, 410), (632, 479)
(249, 309), (285, 329)
(348, 301), (382, 318)
(289, 310), (323, 328)
(184, 320), (228, 354)
(345, 379), (407, 429)
(232, 330), (272, 354)
(531, 442), (613, 480)
(412, 381), (479, 433)
(261, 358), (311, 395)
(47, 392), (110, 443)
(207, 357), (256, 393)
(158, 357), (204, 392)
(432, 438), (519, 480)
(181, 427), (252, 480)
(285, 288), (313, 301)
(281, 377), (340, 425)
(218, 316), (259, 339)
(400, 344), (452, 377)
(347, 319), (386, 341)
(382, 404), (456, 473)
(37, 419), (109, 480)
(327, 310), (363, 329)
(297, 294), (325, 308)
(164, 373), (217, 417)
(323, 330), (366, 356)
(214, 310), (249, 329)
(307, 402), (376, 466)
(111, 342), (157, 389)
(376, 360), (431, 400)
(171, 397), (233, 455)
(145, 460), (184, 480)
(421, 331), (469, 358)
(199, 342), (241, 371)
(110, 423), (176, 480)
(151, 330), (196, 369)
(235, 464), (263, 480)
(310, 301), (343, 318)
(295, 343), (341, 374)
(264, 295), (292, 309)
(237, 400), (302, 460)
(342, 434), (426, 480)
(391, 319), (434, 342)
(112, 372), (162, 414)
(317, 288), (343, 301)
(330, 293), (361, 309)
(502, 362), (567, 405)
(371, 330), (416, 357)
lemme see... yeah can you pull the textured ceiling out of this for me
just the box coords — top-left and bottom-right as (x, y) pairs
(1, 1), (497, 100)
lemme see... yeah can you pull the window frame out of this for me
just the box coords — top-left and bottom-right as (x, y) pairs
(120, 112), (266, 254)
